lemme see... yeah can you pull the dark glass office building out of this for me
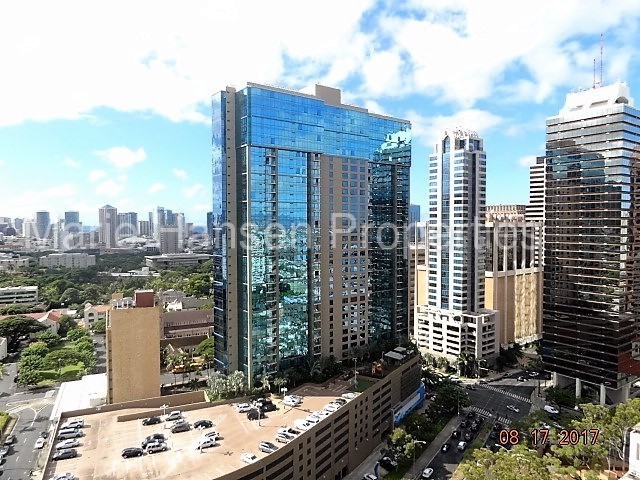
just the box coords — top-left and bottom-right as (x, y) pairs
(543, 82), (640, 400)
(211, 83), (410, 383)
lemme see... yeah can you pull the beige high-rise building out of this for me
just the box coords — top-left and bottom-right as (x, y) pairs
(484, 221), (543, 346)
(98, 205), (118, 248)
(106, 290), (161, 403)
(408, 242), (426, 336)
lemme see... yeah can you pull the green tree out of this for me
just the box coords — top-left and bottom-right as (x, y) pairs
(36, 331), (62, 348)
(66, 327), (89, 342)
(17, 368), (42, 386)
(545, 385), (576, 408)
(57, 315), (78, 338)
(460, 444), (561, 480)
(59, 287), (82, 306)
(19, 352), (46, 370)
(431, 381), (471, 416)
(184, 273), (211, 297)
(73, 338), (94, 354)
(91, 319), (106, 334)
(195, 337), (214, 358)
(21, 341), (49, 358)
(0, 315), (48, 350)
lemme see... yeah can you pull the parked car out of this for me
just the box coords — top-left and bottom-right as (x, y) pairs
(247, 409), (261, 421)
(240, 452), (258, 464)
(379, 456), (398, 471)
(194, 420), (213, 429)
(204, 431), (220, 440)
(275, 434), (291, 444)
(121, 447), (144, 458)
(441, 443), (450, 453)
(363, 475), (377, 480)
(61, 419), (84, 429)
(457, 441), (467, 451)
(421, 467), (434, 479)
(544, 405), (559, 414)
(53, 449), (78, 461)
(165, 411), (183, 422)
(294, 419), (313, 431)
(146, 442), (168, 454)
(57, 429), (82, 440)
(142, 434), (167, 448)
(283, 398), (299, 407)
(236, 403), (252, 413)
(260, 402), (278, 413)
(3, 435), (16, 446)
(171, 423), (190, 433)
(142, 416), (162, 426)
(342, 392), (357, 400)
(306, 414), (321, 424)
(258, 441), (278, 454)
(506, 405), (520, 413)
(50, 473), (75, 480)
(323, 403), (339, 412)
(55, 439), (80, 450)
(35, 437), (46, 449)
(332, 398), (347, 406)
(196, 438), (216, 450)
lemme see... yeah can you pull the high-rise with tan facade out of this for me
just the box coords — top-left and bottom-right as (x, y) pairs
(485, 221), (542, 347)
(106, 290), (161, 403)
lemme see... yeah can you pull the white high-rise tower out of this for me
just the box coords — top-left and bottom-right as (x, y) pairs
(415, 128), (498, 362)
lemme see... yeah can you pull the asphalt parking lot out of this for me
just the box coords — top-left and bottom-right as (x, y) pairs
(42, 385), (355, 480)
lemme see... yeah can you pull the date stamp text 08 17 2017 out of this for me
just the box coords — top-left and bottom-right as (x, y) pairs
(498, 428), (602, 447)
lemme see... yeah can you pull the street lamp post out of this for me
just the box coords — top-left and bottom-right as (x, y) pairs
(161, 404), (169, 417)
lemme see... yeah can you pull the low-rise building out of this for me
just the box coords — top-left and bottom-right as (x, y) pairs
(160, 310), (212, 353)
(39, 252), (96, 269)
(0, 285), (38, 304)
(145, 253), (211, 269)
(83, 303), (110, 327)
(0, 253), (30, 271)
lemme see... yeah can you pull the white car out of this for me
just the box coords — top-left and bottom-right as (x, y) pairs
(61, 418), (84, 429)
(165, 411), (183, 421)
(35, 437), (46, 449)
(323, 403), (339, 412)
(50, 474), (75, 480)
(313, 410), (329, 419)
(240, 452), (258, 464)
(421, 467), (434, 479)
(544, 405), (559, 414)
(306, 414), (321, 424)
(204, 431), (219, 441)
(506, 405), (520, 413)
(55, 439), (80, 450)
(341, 392), (357, 400)
(294, 420), (313, 431)
(283, 398), (299, 407)
(196, 438), (217, 449)
(236, 403), (252, 413)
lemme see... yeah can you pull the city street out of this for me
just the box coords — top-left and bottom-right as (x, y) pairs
(1, 362), (57, 480)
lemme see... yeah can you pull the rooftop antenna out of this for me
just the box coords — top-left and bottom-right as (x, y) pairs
(600, 33), (604, 87)
(593, 58), (596, 89)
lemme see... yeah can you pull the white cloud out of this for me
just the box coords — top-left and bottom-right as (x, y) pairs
(517, 155), (538, 168)
(148, 183), (166, 194)
(63, 157), (81, 168)
(172, 168), (188, 180)
(88, 170), (106, 182)
(183, 183), (205, 199)
(94, 146), (147, 169)
(96, 179), (125, 196)
(405, 109), (504, 147)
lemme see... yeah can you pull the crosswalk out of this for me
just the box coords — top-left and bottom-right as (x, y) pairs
(479, 384), (533, 404)
(468, 405), (511, 425)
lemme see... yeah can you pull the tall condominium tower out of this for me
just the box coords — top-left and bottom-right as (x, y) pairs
(35, 211), (51, 239)
(117, 212), (138, 237)
(64, 211), (80, 233)
(98, 205), (118, 247)
(211, 83), (411, 383)
(415, 129), (498, 361)
(543, 82), (640, 405)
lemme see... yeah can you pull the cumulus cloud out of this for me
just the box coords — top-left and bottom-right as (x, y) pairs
(172, 168), (188, 180)
(147, 183), (166, 194)
(63, 158), (80, 168)
(183, 183), (205, 199)
(88, 170), (106, 182)
(517, 155), (538, 168)
(96, 179), (125, 196)
(94, 146), (147, 169)
(405, 109), (504, 147)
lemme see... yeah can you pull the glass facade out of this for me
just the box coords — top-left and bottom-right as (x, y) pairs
(212, 84), (411, 382)
(542, 105), (640, 388)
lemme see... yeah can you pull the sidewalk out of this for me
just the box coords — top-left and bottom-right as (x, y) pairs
(405, 414), (462, 479)
(344, 440), (389, 480)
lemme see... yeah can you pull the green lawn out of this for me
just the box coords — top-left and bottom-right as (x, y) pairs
(352, 378), (376, 392)
(38, 363), (84, 381)
(0, 412), (9, 432)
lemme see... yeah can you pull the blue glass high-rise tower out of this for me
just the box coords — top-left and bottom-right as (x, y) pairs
(211, 83), (411, 383)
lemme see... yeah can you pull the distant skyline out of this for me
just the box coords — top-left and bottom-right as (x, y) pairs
(1, 1), (639, 225)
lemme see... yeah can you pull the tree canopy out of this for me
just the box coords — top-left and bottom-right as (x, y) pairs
(460, 444), (561, 480)
(0, 315), (47, 350)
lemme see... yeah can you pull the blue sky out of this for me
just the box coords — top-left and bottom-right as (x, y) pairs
(1, 0), (639, 227)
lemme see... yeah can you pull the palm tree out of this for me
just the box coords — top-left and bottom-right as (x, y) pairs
(166, 352), (182, 385)
(273, 376), (287, 395)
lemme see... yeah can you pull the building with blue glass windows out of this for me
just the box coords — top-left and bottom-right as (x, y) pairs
(415, 128), (498, 363)
(211, 83), (411, 384)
